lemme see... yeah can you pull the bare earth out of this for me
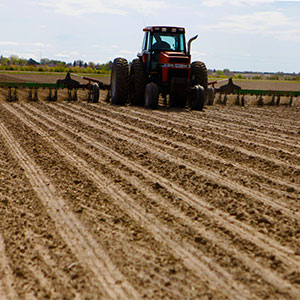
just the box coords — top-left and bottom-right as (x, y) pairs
(0, 73), (300, 299)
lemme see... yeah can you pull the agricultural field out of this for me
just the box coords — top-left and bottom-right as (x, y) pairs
(0, 73), (299, 299)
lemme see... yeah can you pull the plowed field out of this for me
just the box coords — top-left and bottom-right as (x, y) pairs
(0, 75), (300, 299)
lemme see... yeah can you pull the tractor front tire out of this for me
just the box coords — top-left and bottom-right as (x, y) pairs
(110, 57), (129, 105)
(129, 58), (147, 106)
(145, 82), (159, 109)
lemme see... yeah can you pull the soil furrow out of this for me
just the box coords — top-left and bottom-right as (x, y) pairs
(6, 103), (256, 299)
(78, 103), (300, 186)
(203, 107), (300, 132)
(0, 235), (18, 300)
(25, 102), (300, 253)
(48, 103), (300, 221)
(70, 103), (300, 198)
(191, 108), (300, 138)
(0, 116), (139, 300)
(174, 113), (300, 154)
(23, 228), (82, 299)
(0, 133), (100, 299)
(16, 102), (300, 297)
(126, 105), (300, 152)
(128, 104), (300, 141)
(2, 105), (208, 300)
(98, 104), (300, 167)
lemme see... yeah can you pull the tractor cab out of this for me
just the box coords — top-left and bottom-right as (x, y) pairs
(138, 26), (190, 81)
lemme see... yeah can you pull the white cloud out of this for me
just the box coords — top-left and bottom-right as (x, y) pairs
(37, 0), (165, 16)
(111, 0), (166, 15)
(201, 0), (300, 6)
(55, 51), (79, 58)
(38, 0), (125, 16)
(207, 11), (300, 41)
(0, 41), (20, 46)
(33, 42), (52, 48)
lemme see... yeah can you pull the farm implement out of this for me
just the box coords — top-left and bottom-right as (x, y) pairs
(0, 72), (110, 102)
(208, 78), (300, 106)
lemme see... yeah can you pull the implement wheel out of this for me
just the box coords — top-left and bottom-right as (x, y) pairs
(145, 82), (159, 109)
(110, 57), (129, 105)
(129, 58), (147, 106)
(190, 85), (205, 111)
(91, 83), (99, 103)
(206, 87), (215, 105)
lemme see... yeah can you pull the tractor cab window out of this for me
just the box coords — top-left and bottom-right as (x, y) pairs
(142, 32), (152, 51)
(151, 33), (185, 52)
(142, 33), (147, 51)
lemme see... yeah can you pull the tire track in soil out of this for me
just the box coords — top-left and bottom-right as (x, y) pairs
(0, 117), (140, 300)
(1, 106), (206, 300)
(14, 103), (300, 299)
(25, 102), (300, 259)
(70, 103), (300, 199)
(129, 104), (300, 143)
(5, 103), (256, 300)
(23, 228), (82, 300)
(105, 105), (300, 168)
(50, 103), (300, 220)
(0, 235), (18, 300)
(204, 107), (300, 135)
(176, 111), (300, 154)
(0, 138), (98, 299)
(78, 103), (300, 187)
(129, 106), (300, 153)
(201, 111), (300, 145)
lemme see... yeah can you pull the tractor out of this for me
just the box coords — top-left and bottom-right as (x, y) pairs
(110, 26), (208, 110)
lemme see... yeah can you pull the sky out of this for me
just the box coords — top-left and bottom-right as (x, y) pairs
(0, 0), (300, 73)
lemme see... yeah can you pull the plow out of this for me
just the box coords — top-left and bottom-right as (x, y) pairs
(0, 72), (299, 107)
(0, 72), (110, 103)
(210, 78), (300, 107)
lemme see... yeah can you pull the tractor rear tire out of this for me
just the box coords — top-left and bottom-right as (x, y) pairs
(191, 61), (208, 89)
(190, 85), (205, 111)
(129, 58), (147, 106)
(110, 57), (129, 105)
(145, 82), (159, 109)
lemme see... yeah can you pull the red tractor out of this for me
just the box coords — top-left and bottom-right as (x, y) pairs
(110, 26), (208, 110)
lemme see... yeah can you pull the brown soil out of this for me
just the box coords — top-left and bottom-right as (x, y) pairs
(0, 74), (299, 299)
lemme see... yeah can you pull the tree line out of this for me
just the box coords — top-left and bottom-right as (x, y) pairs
(0, 55), (112, 74)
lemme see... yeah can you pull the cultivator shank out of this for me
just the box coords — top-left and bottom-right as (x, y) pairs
(0, 72), (110, 103)
(208, 78), (300, 106)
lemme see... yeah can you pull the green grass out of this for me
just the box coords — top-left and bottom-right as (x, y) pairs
(209, 76), (300, 84)
(0, 70), (110, 77)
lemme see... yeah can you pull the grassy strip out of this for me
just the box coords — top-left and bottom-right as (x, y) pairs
(209, 77), (300, 84)
(0, 71), (110, 77)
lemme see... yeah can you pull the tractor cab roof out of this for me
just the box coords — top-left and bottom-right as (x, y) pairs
(143, 26), (185, 34)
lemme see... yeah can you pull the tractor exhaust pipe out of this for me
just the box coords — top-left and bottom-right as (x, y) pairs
(187, 35), (198, 55)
